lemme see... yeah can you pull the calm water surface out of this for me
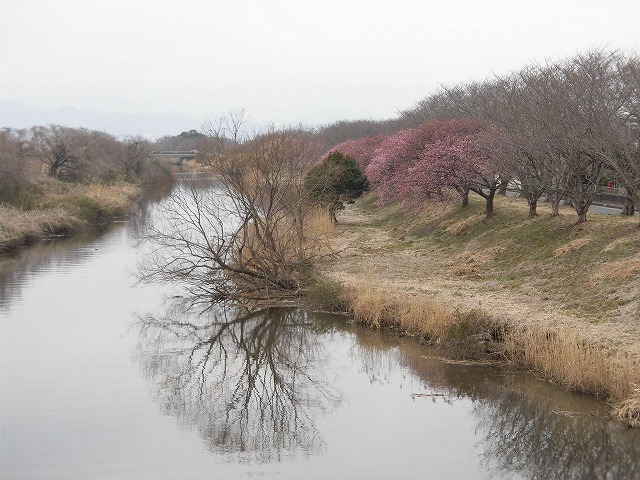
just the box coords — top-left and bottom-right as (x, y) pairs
(2, 189), (639, 479)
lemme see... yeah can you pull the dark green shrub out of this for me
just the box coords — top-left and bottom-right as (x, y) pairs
(305, 152), (369, 221)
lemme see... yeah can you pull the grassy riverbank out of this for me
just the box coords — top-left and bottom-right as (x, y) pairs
(317, 194), (640, 426)
(0, 178), (143, 254)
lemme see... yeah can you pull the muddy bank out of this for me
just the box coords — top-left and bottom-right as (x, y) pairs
(317, 198), (640, 426)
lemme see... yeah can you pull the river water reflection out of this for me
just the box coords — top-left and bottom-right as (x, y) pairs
(2, 186), (639, 479)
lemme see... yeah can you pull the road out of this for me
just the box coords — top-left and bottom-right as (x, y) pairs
(589, 203), (639, 217)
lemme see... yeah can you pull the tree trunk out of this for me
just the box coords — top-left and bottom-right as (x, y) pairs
(486, 197), (494, 219)
(633, 193), (640, 228)
(573, 188), (591, 223)
(460, 189), (469, 207)
(564, 196), (574, 208)
(622, 196), (635, 216)
(521, 187), (539, 218)
(551, 194), (561, 217)
(528, 198), (538, 218)
(574, 200), (590, 223)
(485, 188), (496, 219)
(576, 210), (588, 223)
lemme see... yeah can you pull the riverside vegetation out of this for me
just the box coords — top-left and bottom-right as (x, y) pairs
(307, 49), (640, 426)
(0, 126), (175, 254)
(132, 110), (640, 428)
(311, 193), (640, 427)
(0, 179), (142, 253)
(3, 47), (639, 428)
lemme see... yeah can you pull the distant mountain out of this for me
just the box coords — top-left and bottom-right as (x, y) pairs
(0, 100), (203, 139)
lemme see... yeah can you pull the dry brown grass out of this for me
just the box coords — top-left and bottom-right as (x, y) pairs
(591, 255), (640, 282)
(449, 246), (505, 276)
(444, 214), (485, 235)
(80, 182), (140, 213)
(613, 387), (640, 428)
(345, 283), (456, 340)
(503, 324), (640, 400)
(236, 207), (336, 268)
(554, 237), (592, 256)
(602, 232), (640, 253)
(320, 194), (640, 426)
(43, 182), (140, 217)
(0, 205), (85, 252)
(346, 284), (395, 329)
(0, 180), (142, 254)
(305, 206), (336, 241)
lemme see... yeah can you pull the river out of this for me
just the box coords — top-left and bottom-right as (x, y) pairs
(1, 182), (639, 479)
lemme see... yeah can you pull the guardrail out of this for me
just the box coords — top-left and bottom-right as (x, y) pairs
(594, 186), (628, 206)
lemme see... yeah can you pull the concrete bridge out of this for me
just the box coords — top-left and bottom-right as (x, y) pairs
(149, 150), (199, 159)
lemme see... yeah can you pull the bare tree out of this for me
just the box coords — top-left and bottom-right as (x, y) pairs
(121, 135), (150, 180)
(551, 52), (624, 223)
(508, 51), (636, 223)
(201, 107), (248, 146)
(138, 118), (332, 305)
(314, 118), (401, 149)
(0, 128), (33, 201)
(579, 53), (640, 224)
(458, 73), (551, 218)
(399, 85), (472, 126)
(473, 55), (615, 223)
(431, 51), (640, 224)
(465, 149), (504, 220)
(30, 125), (88, 179)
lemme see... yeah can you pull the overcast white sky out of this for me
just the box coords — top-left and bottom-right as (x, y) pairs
(2, 0), (639, 127)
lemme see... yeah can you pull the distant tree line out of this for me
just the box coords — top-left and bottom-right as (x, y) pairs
(325, 50), (640, 225)
(0, 125), (171, 203)
(152, 129), (207, 152)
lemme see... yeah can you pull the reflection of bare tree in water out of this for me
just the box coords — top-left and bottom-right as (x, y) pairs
(475, 386), (640, 480)
(126, 175), (193, 245)
(349, 329), (640, 480)
(0, 231), (106, 312)
(135, 305), (341, 462)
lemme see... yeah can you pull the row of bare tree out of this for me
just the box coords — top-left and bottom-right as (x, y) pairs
(399, 49), (640, 222)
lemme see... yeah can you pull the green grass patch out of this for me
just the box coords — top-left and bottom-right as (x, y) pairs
(67, 196), (106, 222)
(305, 276), (349, 313)
(388, 239), (414, 250)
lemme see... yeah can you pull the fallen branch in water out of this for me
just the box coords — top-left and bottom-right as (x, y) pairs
(421, 355), (508, 367)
